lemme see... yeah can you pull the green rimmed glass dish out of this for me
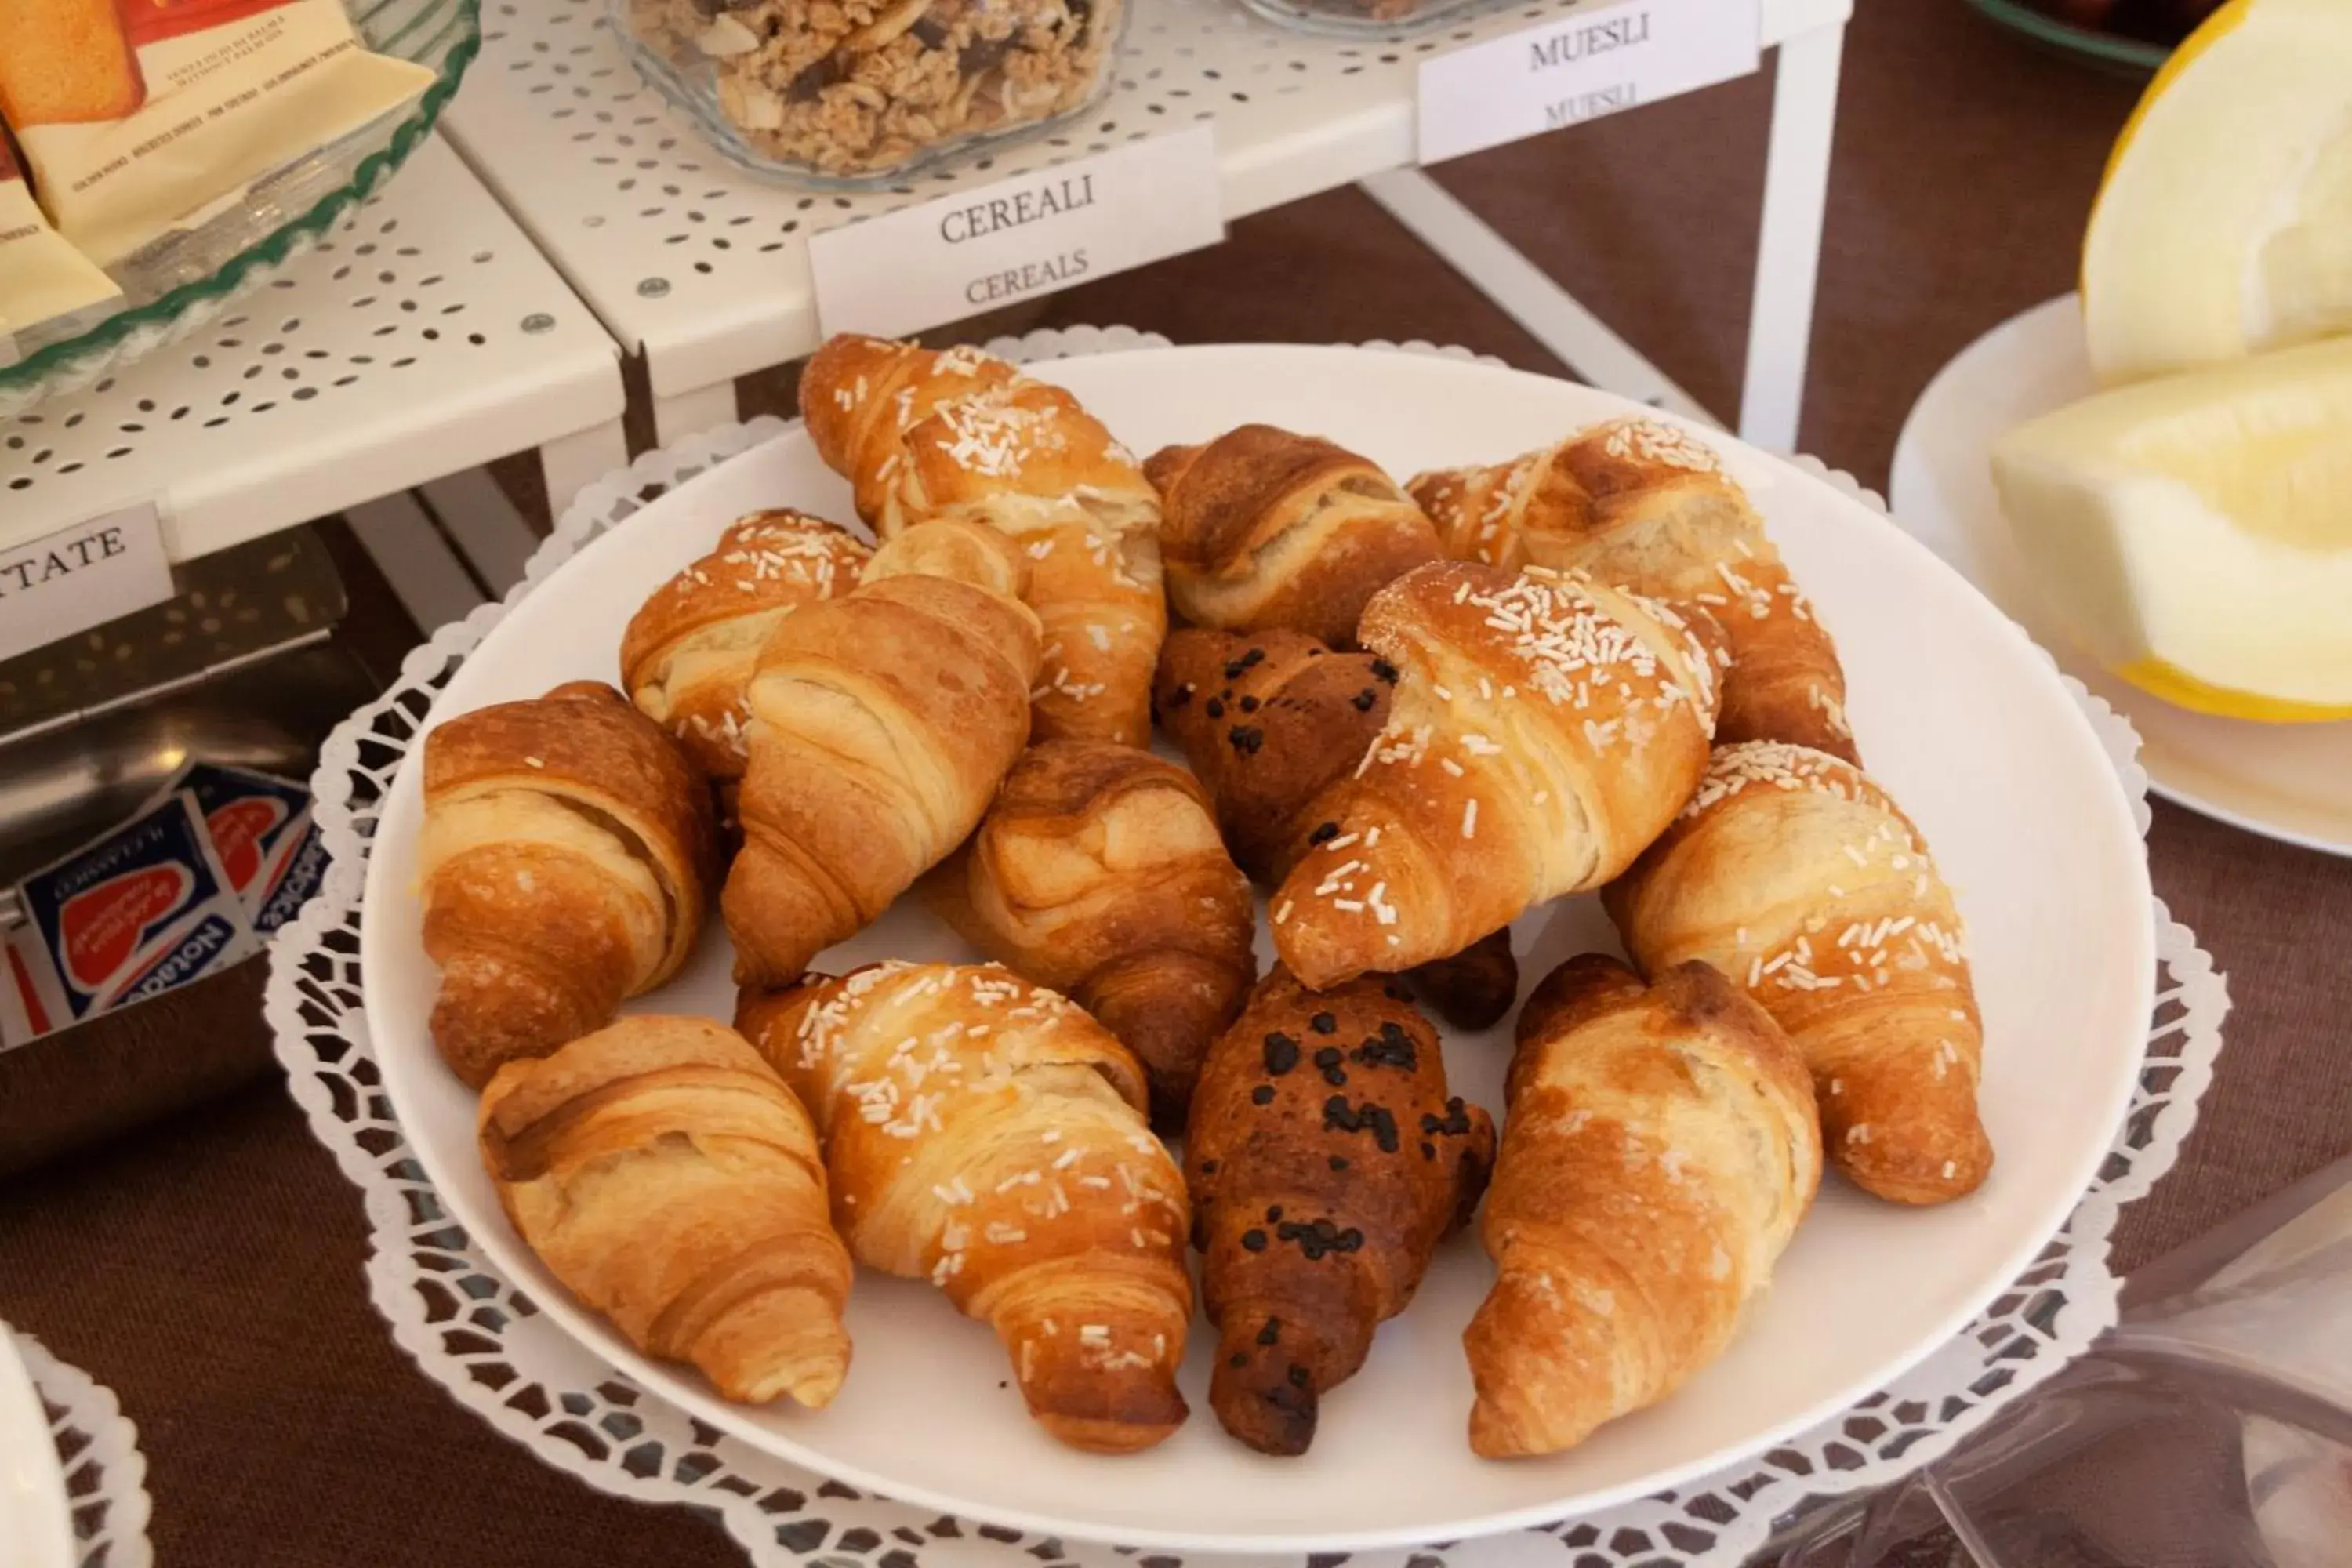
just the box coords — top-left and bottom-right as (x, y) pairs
(0, 0), (481, 416)
(1962, 0), (2174, 75)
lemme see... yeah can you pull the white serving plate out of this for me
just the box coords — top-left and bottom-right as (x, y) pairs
(1891, 293), (2352, 858)
(0, 1326), (74, 1568)
(359, 343), (2155, 1552)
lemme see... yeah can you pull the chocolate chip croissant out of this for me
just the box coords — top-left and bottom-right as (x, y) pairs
(1183, 968), (1493, 1454)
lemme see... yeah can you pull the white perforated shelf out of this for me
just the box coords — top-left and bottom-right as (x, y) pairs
(441, 0), (1849, 402)
(0, 137), (623, 564)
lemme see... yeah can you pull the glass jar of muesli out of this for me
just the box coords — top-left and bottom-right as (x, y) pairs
(616, 0), (1125, 185)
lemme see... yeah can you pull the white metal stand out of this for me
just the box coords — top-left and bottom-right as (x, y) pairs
(1739, 20), (1846, 451)
(1366, 15), (1847, 448)
(441, 0), (1850, 446)
(0, 137), (626, 567)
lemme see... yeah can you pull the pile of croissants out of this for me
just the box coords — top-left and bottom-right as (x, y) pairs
(419, 335), (1994, 1464)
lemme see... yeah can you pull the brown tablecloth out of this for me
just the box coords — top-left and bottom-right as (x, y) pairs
(5, 3), (2349, 1563)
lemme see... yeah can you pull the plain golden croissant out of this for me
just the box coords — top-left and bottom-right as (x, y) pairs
(1183, 969), (1493, 1454)
(722, 524), (1044, 989)
(1143, 425), (1443, 648)
(418, 681), (717, 1088)
(619, 510), (870, 780)
(1271, 561), (1723, 990)
(800, 333), (1165, 747)
(1410, 418), (1856, 762)
(737, 963), (1193, 1454)
(1465, 954), (1820, 1458)
(477, 1014), (854, 1406)
(1604, 741), (1993, 1204)
(1152, 626), (1520, 1031)
(926, 739), (1256, 1127)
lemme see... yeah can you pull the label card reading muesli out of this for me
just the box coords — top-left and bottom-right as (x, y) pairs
(1417, 0), (1759, 165)
(809, 125), (1225, 340)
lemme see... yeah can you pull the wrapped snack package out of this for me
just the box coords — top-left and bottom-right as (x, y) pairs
(0, 0), (435, 270)
(0, 136), (121, 354)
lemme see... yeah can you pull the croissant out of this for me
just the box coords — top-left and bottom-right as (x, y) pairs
(926, 739), (1256, 1127)
(737, 963), (1192, 1453)
(1603, 741), (1993, 1204)
(1152, 626), (1519, 1030)
(1143, 425), (1443, 648)
(1270, 562), (1722, 991)
(1183, 969), (1493, 1454)
(477, 1015), (854, 1406)
(801, 334), (1165, 747)
(418, 681), (716, 1087)
(619, 510), (870, 779)
(1410, 418), (1856, 761)
(722, 524), (1043, 989)
(1465, 954), (1820, 1458)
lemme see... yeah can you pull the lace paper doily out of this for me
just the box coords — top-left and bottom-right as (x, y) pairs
(13, 1333), (154, 1568)
(265, 331), (2227, 1567)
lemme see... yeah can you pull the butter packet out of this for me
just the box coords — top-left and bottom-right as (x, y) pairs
(0, 0), (436, 273)
(0, 136), (122, 355)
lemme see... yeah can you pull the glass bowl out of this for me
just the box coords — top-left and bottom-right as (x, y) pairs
(612, 0), (1127, 188)
(0, 0), (481, 417)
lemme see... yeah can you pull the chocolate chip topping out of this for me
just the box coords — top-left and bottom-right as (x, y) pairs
(1250, 1084), (1275, 1106)
(1323, 1096), (1400, 1152)
(1351, 1021), (1417, 1073)
(1205, 698), (1225, 720)
(1308, 822), (1340, 844)
(1371, 659), (1400, 684)
(1309, 1012), (1337, 1034)
(1229, 725), (1264, 755)
(1241, 1229), (1268, 1252)
(1420, 1096), (1475, 1136)
(1352, 689), (1378, 712)
(1262, 1032), (1299, 1075)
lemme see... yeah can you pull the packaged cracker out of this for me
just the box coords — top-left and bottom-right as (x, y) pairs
(4, 789), (260, 1045)
(0, 135), (121, 355)
(0, 0), (435, 270)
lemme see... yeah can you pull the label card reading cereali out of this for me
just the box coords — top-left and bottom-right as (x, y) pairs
(811, 126), (1225, 340)
(1417, 0), (1760, 165)
(0, 502), (173, 663)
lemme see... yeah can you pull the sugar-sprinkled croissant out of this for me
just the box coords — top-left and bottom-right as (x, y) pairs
(1271, 561), (1722, 990)
(800, 334), (1164, 747)
(1410, 417), (1855, 762)
(738, 962), (1193, 1454)
(619, 510), (869, 781)
(1152, 625), (1520, 1030)
(1183, 969), (1492, 1454)
(1604, 741), (1992, 1204)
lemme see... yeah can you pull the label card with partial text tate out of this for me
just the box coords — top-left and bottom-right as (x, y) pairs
(1417, 0), (1760, 165)
(0, 501), (173, 664)
(810, 125), (1225, 341)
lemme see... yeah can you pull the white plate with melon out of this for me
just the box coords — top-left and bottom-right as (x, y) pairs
(1893, 0), (2352, 856)
(1893, 294), (2352, 856)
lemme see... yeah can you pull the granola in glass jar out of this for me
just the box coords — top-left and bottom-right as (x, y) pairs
(630, 0), (1118, 177)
